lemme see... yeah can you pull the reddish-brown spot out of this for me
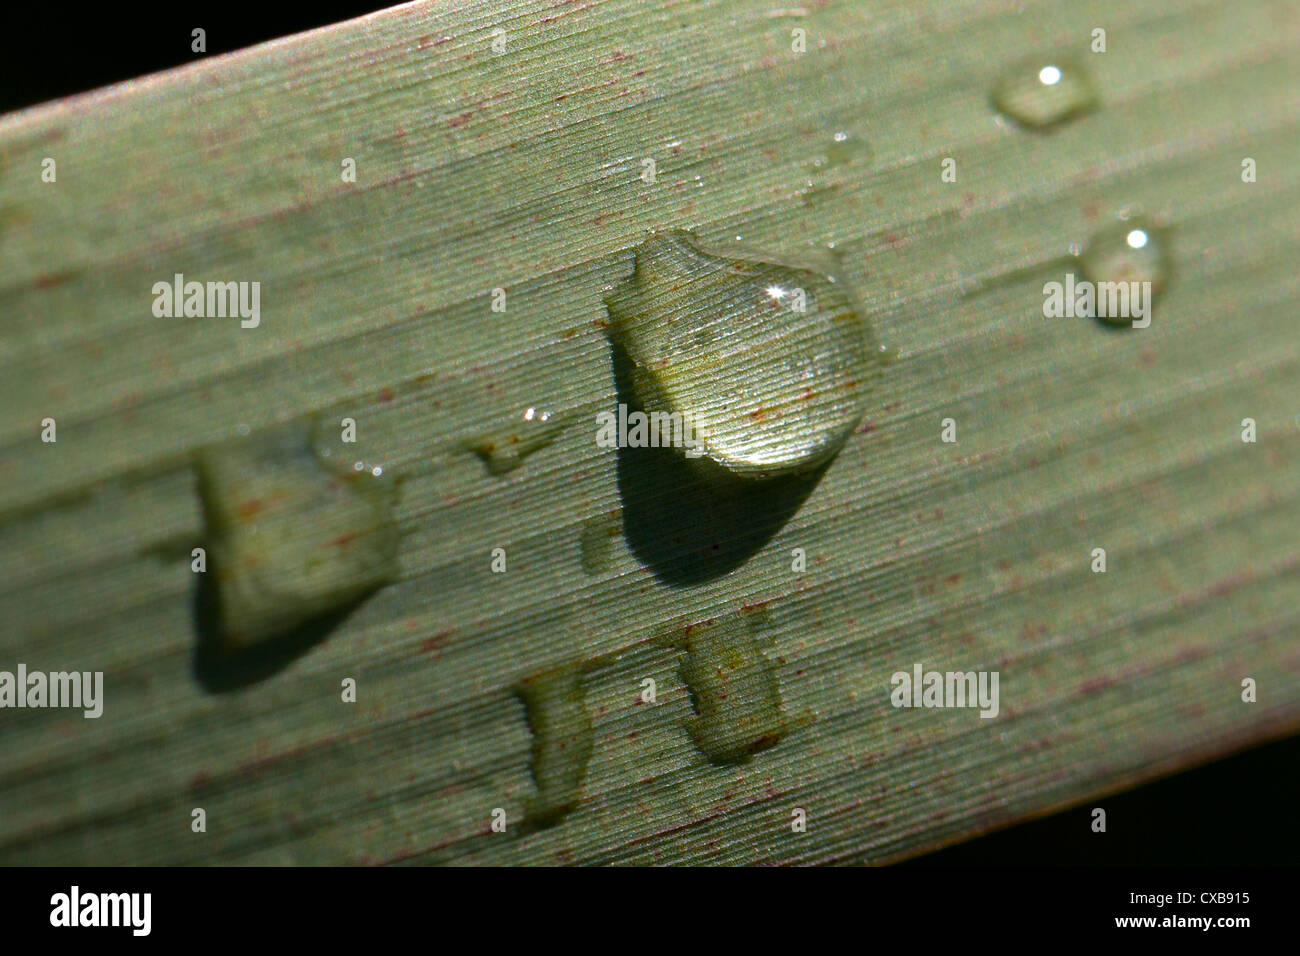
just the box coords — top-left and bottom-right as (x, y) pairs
(31, 270), (80, 290)
(1079, 676), (1116, 695)
(235, 498), (266, 519)
(419, 631), (450, 655)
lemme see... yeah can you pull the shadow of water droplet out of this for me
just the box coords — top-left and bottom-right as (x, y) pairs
(611, 345), (826, 587)
(191, 561), (374, 693)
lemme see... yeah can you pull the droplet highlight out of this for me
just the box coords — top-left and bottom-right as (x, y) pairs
(993, 57), (1097, 129)
(603, 229), (876, 478)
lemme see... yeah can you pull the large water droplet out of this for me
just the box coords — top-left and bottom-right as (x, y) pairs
(196, 422), (400, 648)
(1078, 213), (1170, 326)
(993, 57), (1097, 129)
(603, 229), (876, 478)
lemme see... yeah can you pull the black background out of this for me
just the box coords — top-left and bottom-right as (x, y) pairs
(2, 3), (1296, 866)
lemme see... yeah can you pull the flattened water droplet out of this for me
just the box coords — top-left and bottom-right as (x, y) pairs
(1078, 213), (1171, 326)
(603, 229), (876, 478)
(462, 406), (571, 475)
(514, 666), (594, 826)
(196, 423), (400, 648)
(667, 611), (786, 764)
(803, 130), (870, 203)
(993, 57), (1097, 129)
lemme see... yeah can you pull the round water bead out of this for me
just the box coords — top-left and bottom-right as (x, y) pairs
(1078, 215), (1171, 326)
(603, 229), (877, 477)
(993, 57), (1097, 129)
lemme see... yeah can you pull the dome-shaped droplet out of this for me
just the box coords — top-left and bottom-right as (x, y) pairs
(1078, 214), (1170, 326)
(993, 57), (1097, 129)
(603, 229), (876, 478)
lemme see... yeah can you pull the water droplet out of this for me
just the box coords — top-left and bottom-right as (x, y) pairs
(603, 229), (877, 477)
(514, 667), (594, 825)
(802, 130), (870, 203)
(824, 129), (867, 168)
(1077, 214), (1170, 326)
(992, 57), (1097, 128)
(461, 406), (571, 475)
(579, 509), (623, 575)
(196, 423), (400, 648)
(667, 611), (786, 764)
(309, 416), (393, 485)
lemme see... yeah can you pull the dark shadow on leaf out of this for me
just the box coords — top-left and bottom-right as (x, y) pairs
(191, 558), (373, 694)
(611, 344), (826, 587)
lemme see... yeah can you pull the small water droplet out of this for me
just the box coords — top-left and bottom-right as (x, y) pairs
(824, 129), (867, 167)
(993, 57), (1097, 129)
(604, 230), (876, 477)
(1077, 213), (1170, 326)
(802, 130), (870, 203)
(462, 406), (571, 475)
(309, 417), (394, 485)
